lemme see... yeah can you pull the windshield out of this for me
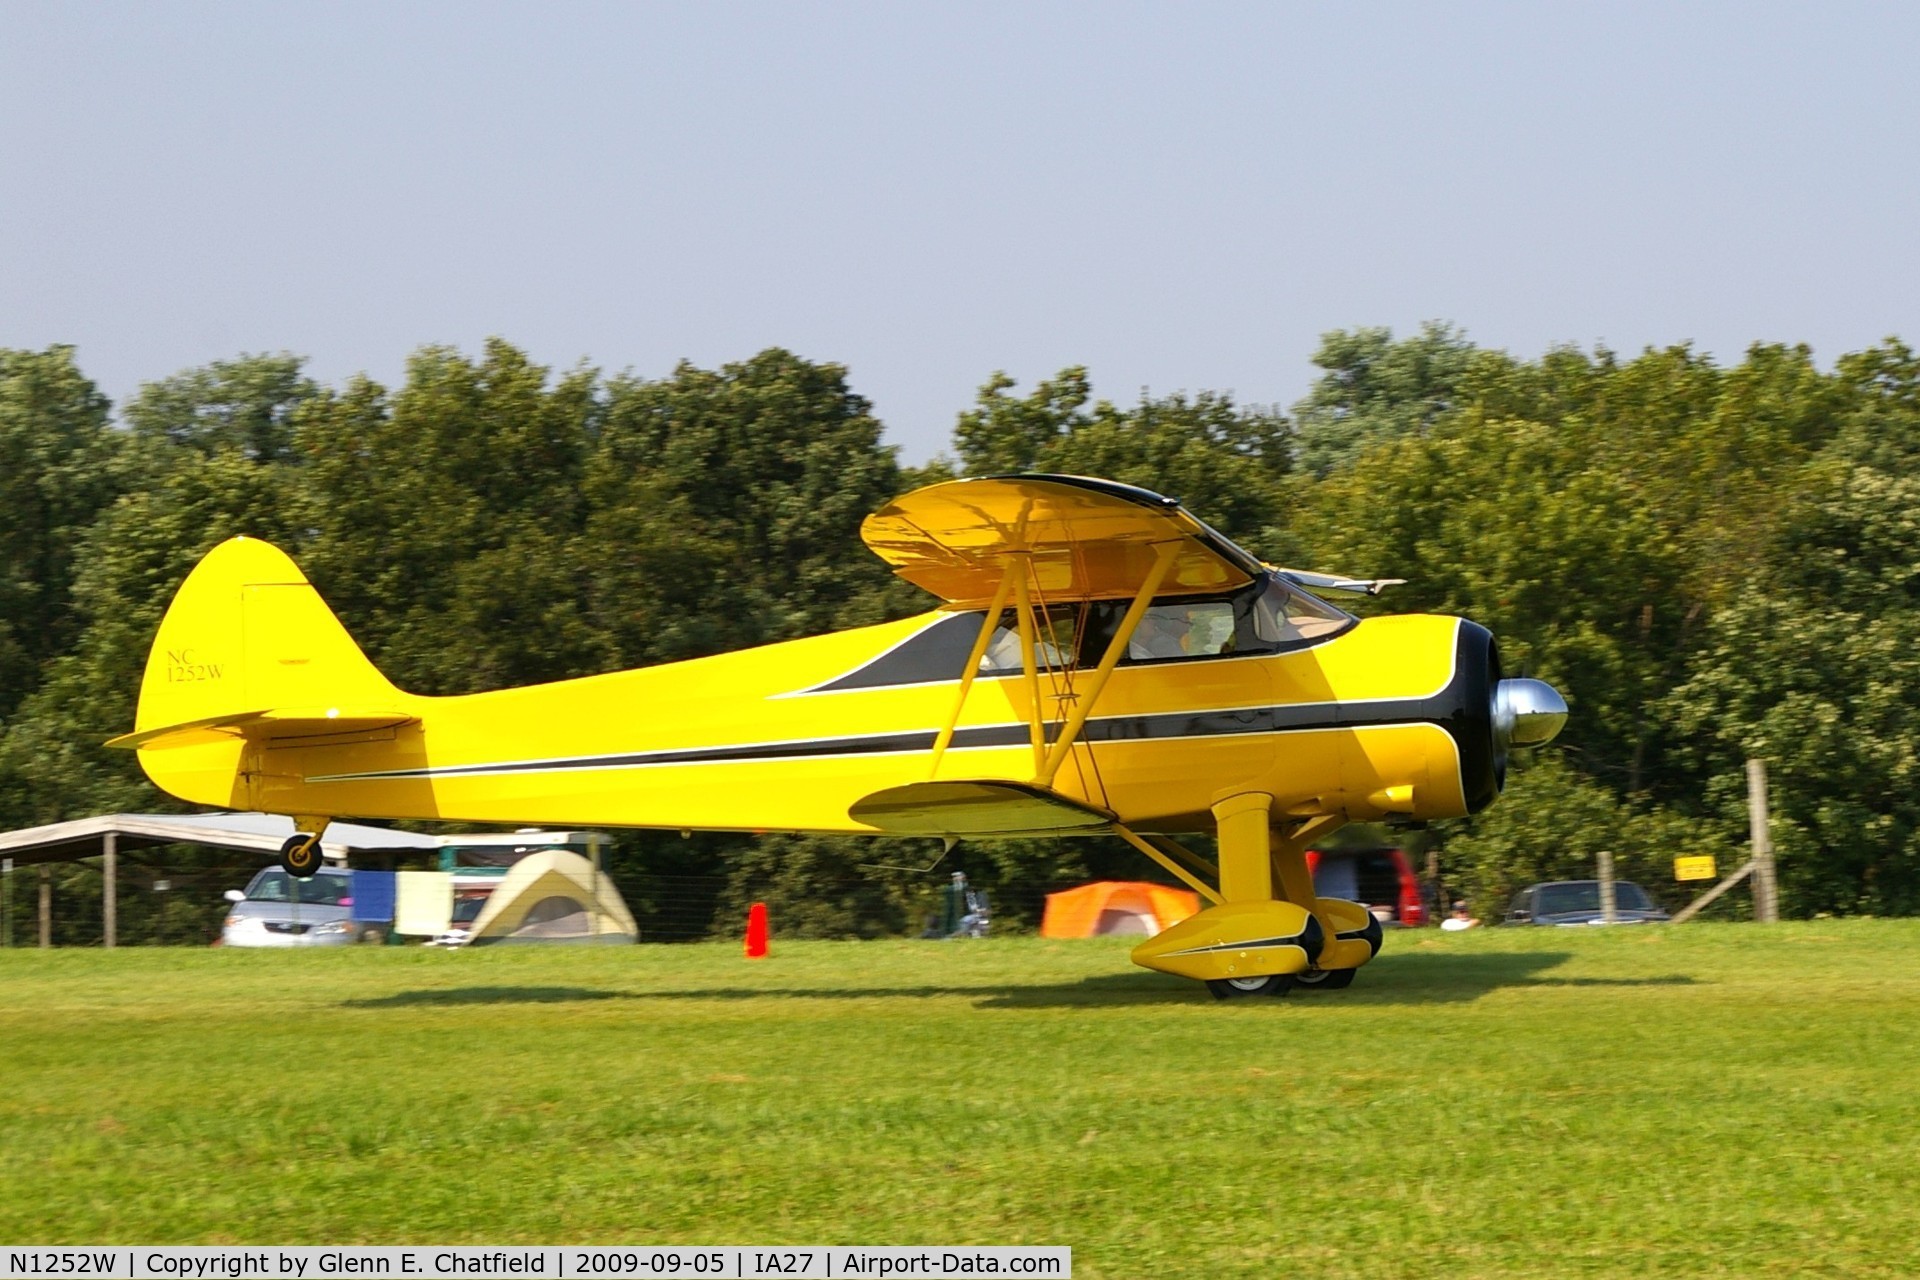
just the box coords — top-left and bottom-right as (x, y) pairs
(1101, 573), (1353, 665)
(1535, 882), (1653, 914)
(245, 870), (353, 907)
(1252, 577), (1351, 644)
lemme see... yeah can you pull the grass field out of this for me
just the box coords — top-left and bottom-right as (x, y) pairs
(3, 922), (1918, 1277)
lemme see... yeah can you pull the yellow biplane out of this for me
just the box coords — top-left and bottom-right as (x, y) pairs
(112, 474), (1565, 997)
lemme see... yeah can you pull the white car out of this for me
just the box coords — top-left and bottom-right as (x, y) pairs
(221, 866), (372, 947)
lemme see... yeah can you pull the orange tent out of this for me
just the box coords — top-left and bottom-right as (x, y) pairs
(1040, 881), (1200, 938)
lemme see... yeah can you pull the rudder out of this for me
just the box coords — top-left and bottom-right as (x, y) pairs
(111, 539), (414, 807)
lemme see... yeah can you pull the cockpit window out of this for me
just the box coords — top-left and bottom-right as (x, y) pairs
(1128, 602), (1238, 660)
(807, 573), (1352, 692)
(979, 604), (1082, 673)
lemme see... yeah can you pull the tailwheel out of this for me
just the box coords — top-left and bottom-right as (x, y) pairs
(280, 833), (323, 879)
(1206, 974), (1295, 999)
(1294, 967), (1356, 991)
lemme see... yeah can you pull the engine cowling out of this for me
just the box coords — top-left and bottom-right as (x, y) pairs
(1448, 623), (1567, 813)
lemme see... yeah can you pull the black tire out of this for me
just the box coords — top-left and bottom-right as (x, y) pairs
(1295, 967), (1356, 991)
(280, 834), (323, 879)
(1356, 911), (1385, 958)
(1206, 974), (1295, 999)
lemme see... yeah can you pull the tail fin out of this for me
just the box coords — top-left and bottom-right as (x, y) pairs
(109, 538), (414, 752)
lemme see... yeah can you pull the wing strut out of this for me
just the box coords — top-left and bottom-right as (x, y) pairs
(926, 564), (1017, 780)
(1138, 831), (1220, 884)
(1011, 554), (1049, 776)
(1031, 539), (1181, 788)
(927, 533), (1180, 791)
(1112, 823), (1224, 906)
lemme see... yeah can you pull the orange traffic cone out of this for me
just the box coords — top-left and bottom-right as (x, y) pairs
(745, 901), (769, 959)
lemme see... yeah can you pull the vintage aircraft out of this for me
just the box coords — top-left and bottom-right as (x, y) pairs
(111, 474), (1564, 997)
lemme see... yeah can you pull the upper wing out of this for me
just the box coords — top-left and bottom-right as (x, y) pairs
(861, 474), (1266, 607)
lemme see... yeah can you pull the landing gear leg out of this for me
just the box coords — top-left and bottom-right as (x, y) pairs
(1272, 815), (1375, 990)
(1128, 799), (1336, 996)
(1199, 795), (1302, 998)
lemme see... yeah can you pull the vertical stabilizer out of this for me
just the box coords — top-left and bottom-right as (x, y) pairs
(109, 540), (413, 807)
(129, 537), (402, 735)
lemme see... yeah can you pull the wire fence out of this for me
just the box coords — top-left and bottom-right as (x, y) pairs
(0, 848), (1243, 947)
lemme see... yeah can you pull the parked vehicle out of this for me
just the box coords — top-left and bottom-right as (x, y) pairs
(221, 866), (374, 947)
(1504, 879), (1671, 926)
(1307, 848), (1428, 926)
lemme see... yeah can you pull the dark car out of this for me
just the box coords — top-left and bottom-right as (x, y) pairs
(1504, 879), (1671, 926)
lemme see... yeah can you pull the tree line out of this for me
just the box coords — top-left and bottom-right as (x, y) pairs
(2, 325), (1915, 943)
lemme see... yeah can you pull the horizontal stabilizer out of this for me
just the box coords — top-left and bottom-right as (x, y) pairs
(106, 707), (417, 751)
(849, 780), (1114, 836)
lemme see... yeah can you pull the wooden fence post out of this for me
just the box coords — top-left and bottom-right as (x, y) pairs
(1747, 759), (1779, 923)
(102, 832), (118, 949)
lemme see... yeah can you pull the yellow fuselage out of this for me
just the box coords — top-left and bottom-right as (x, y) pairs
(144, 608), (1486, 835)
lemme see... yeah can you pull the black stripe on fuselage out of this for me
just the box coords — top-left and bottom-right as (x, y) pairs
(311, 621), (1495, 787)
(308, 706), (1441, 783)
(317, 705), (1385, 782)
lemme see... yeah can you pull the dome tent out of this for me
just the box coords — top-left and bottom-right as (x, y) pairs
(464, 849), (637, 944)
(1040, 881), (1199, 938)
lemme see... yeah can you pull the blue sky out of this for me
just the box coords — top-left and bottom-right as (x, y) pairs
(4, 1), (1916, 461)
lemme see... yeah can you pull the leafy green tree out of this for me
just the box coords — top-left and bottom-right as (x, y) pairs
(953, 367), (1098, 475)
(586, 351), (910, 926)
(1291, 322), (1479, 476)
(1672, 590), (1920, 916)
(1292, 341), (1846, 805)
(595, 349), (904, 649)
(0, 449), (311, 828)
(293, 341), (605, 693)
(1667, 341), (1920, 914)
(713, 833), (938, 940)
(1294, 400), (1684, 795)
(123, 353), (317, 464)
(0, 347), (123, 721)
(0, 355), (338, 947)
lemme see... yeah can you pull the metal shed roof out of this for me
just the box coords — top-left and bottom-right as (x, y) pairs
(0, 813), (599, 867)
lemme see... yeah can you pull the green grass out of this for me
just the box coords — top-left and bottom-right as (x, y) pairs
(4, 923), (1919, 1277)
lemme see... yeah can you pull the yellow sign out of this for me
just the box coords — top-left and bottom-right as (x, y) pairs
(1674, 855), (1717, 882)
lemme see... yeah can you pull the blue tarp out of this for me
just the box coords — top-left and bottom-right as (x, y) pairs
(349, 870), (396, 923)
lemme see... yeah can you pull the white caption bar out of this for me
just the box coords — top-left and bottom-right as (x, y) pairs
(0, 1248), (1070, 1280)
